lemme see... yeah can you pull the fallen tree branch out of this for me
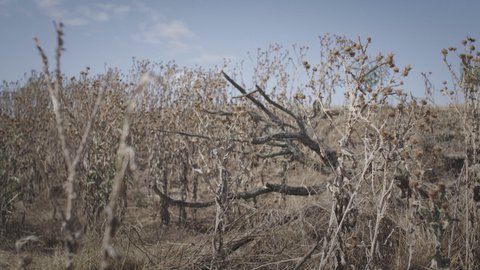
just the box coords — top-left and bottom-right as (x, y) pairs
(151, 182), (327, 209)
(256, 150), (292, 159)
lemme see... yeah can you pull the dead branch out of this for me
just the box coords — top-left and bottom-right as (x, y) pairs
(222, 71), (286, 128)
(152, 182), (327, 209)
(232, 89), (259, 99)
(222, 72), (338, 169)
(256, 150), (292, 159)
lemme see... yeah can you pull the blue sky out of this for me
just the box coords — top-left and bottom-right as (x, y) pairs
(0, 0), (479, 103)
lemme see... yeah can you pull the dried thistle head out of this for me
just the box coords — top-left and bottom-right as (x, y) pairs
(382, 86), (393, 96)
(402, 65), (412, 77)
(428, 184), (446, 199)
(388, 109), (396, 118)
(294, 91), (306, 100)
(413, 149), (423, 160)
(386, 53), (395, 68)
(303, 61), (310, 70)
(380, 127), (390, 139)
(442, 49), (448, 57)
(397, 102), (404, 112)
(400, 150), (409, 160)
(358, 93), (365, 106)
(410, 180), (419, 189)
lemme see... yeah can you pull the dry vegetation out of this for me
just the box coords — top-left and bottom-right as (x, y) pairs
(1, 23), (480, 269)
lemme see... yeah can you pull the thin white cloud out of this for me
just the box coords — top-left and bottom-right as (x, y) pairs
(95, 3), (130, 15)
(33, 0), (130, 26)
(191, 53), (236, 64)
(135, 20), (194, 43)
(133, 20), (201, 54)
(129, 1), (165, 22)
(128, 2), (203, 54)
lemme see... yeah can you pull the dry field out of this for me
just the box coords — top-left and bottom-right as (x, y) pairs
(1, 25), (480, 269)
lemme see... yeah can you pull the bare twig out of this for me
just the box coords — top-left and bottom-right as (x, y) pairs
(34, 22), (106, 270)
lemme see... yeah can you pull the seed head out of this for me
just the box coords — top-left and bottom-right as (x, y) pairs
(402, 65), (412, 77)
(410, 181), (419, 189)
(442, 49), (448, 57)
(303, 61), (310, 70)
(383, 86), (393, 96)
(294, 92), (306, 100)
(414, 149), (423, 159)
(386, 53), (395, 67)
(388, 109), (396, 118)
(358, 93), (365, 106)
(397, 102), (404, 112)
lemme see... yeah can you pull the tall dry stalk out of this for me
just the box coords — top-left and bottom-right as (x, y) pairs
(34, 22), (106, 269)
(439, 37), (480, 269)
(100, 73), (152, 269)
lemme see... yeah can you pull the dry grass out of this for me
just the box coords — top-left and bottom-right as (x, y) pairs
(1, 29), (480, 269)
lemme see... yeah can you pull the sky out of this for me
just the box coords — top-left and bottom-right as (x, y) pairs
(0, 0), (479, 103)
